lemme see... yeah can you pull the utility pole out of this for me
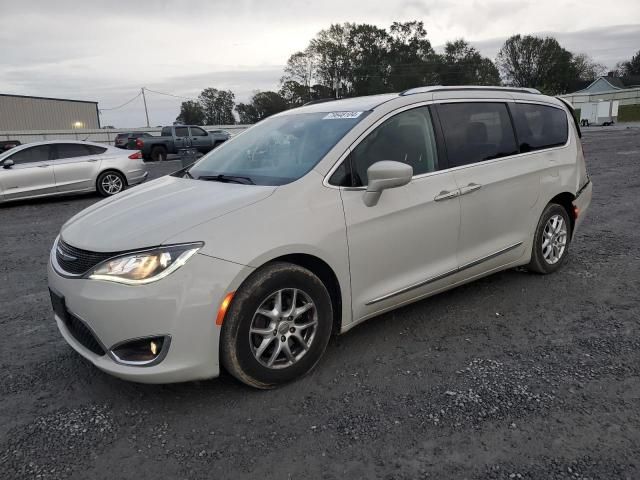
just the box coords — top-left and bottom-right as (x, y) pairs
(141, 87), (150, 127)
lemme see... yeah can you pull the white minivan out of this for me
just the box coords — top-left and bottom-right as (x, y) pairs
(48, 86), (592, 388)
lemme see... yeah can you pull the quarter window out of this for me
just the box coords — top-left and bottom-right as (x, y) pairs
(347, 106), (439, 187)
(7, 145), (53, 164)
(512, 103), (568, 152)
(87, 145), (107, 155)
(437, 102), (518, 167)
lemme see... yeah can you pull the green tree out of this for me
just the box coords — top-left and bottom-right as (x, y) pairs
(496, 35), (576, 94)
(281, 50), (317, 103)
(387, 21), (439, 91)
(198, 88), (236, 125)
(347, 24), (391, 95)
(236, 91), (289, 124)
(309, 23), (354, 98)
(572, 53), (606, 81)
(616, 49), (640, 76)
(175, 100), (205, 125)
(438, 39), (500, 85)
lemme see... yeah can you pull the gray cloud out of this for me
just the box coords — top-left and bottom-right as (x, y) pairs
(1, 1), (638, 127)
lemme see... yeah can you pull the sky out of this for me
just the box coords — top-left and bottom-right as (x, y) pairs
(1, 0), (639, 127)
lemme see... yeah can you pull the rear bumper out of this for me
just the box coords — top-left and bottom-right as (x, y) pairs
(573, 178), (592, 236)
(126, 170), (148, 186)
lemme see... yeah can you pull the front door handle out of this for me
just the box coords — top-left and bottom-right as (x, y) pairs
(37, 164), (50, 168)
(460, 183), (482, 196)
(434, 190), (460, 202)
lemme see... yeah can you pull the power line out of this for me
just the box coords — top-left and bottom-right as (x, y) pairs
(144, 88), (198, 101)
(98, 91), (142, 112)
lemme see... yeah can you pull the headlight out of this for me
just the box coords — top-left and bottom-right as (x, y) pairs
(87, 243), (203, 285)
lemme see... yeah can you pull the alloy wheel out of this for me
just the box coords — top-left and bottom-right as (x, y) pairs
(249, 288), (318, 369)
(101, 174), (123, 195)
(541, 214), (567, 264)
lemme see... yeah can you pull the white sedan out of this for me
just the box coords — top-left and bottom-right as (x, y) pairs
(0, 140), (148, 203)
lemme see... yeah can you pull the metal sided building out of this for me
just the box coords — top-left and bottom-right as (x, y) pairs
(0, 94), (100, 131)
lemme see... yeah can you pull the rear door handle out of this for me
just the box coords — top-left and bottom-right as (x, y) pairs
(459, 183), (482, 196)
(434, 190), (460, 201)
(86, 159), (98, 163)
(37, 164), (50, 168)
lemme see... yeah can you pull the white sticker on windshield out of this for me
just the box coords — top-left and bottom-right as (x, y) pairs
(323, 111), (363, 120)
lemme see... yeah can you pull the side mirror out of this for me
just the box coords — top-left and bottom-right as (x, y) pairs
(362, 161), (413, 207)
(2, 159), (14, 169)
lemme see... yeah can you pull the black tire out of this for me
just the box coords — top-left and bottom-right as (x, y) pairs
(527, 203), (571, 274)
(150, 146), (167, 162)
(96, 170), (126, 197)
(220, 262), (333, 389)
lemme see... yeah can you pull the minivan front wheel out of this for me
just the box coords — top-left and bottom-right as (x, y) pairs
(528, 203), (571, 274)
(220, 262), (333, 389)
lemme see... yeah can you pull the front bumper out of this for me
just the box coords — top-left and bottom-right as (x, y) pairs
(48, 249), (249, 383)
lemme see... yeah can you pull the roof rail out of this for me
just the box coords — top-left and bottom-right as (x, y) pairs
(302, 98), (337, 106)
(400, 85), (541, 96)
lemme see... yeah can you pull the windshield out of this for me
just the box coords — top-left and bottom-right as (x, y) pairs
(185, 111), (370, 186)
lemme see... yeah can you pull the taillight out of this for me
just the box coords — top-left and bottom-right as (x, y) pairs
(135, 138), (144, 148)
(128, 151), (142, 160)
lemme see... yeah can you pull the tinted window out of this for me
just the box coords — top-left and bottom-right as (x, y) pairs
(175, 127), (189, 137)
(437, 102), (518, 167)
(512, 103), (568, 152)
(187, 111), (369, 186)
(161, 127), (172, 136)
(87, 145), (107, 155)
(348, 106), (438, 187)
(190, 127), (207, 136)
(56, 143), (91, 159)
(8, 145), (53, 164)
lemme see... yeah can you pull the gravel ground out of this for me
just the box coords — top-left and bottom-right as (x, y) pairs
(1, 128), (639, 479)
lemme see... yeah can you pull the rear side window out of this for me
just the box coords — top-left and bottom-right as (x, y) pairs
(56, 143), (91, 159)
(190, 127), (207, 136)
(175, 127), (189, 137)
(161, 127), (172, 136)
(437, 102), (518, 167)
(511, 103), (568, 152)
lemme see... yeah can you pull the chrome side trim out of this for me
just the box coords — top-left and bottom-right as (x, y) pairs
(458, 242), (523, 271)
(365, 242), (523, 306)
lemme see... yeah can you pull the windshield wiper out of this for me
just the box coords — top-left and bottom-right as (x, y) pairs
(197, 174), (255, 185)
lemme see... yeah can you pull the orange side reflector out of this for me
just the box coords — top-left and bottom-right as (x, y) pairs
(573, 205), (580, 220)
(216, 292), (235, 326)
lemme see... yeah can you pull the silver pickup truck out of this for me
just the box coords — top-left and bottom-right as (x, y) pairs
(135, 125), (230, 161)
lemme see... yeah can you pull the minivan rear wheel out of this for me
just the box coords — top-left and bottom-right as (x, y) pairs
(527, 203), (571, 274)
(220, 262), (333, 389)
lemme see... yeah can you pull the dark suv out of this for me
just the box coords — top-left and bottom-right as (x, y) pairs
(114, 132), (152, 149)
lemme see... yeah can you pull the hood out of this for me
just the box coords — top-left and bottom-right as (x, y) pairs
(61, 175), (275, 252)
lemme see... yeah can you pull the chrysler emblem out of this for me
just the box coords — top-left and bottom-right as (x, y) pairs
(57, 246), (77, 261)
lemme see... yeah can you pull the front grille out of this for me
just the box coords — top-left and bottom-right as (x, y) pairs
(63, 312), (106, 356)
(56, 239), (117, 275)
